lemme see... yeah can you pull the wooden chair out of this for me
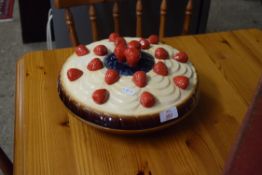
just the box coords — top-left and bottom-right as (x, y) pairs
(54, 0), (193, 46)
(0, 147), (13, 175)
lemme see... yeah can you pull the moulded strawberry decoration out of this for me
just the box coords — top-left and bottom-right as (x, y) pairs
(114, 37), (127, 47)
(173, 52), (188, 63)
(139, 38), (150, 49)
(153, 61), (168, 76)
(155, 47), (169, 59)
(93, 45), (108, 56)
(173, 76), (189, 89)
(140, 91), (155, 108)
(114, 44), (127, 62)
(125, 47), (141, 67)
(128, 40), (141, 50)
(87, 58), (104, 71)
(148, 34), (159, 44)
(105, 69), (120, 85)
(75, 44), (89, 56)
(67, 68), (83, 81)
(109, 32), (120, 42)
(92, 89), (109, 104)
(133, 71), (147, 88)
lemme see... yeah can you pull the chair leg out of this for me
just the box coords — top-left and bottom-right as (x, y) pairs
(0, 147), (13, 175)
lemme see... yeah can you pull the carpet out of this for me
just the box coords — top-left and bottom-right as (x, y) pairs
(0, 0), (14, 21)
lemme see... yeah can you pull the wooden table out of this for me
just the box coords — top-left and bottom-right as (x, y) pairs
(15, 29), (262, 175)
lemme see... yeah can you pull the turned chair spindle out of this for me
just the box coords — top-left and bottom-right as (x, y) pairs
(136, 0), (143, 37)
(113, 1), (120, 33)
(182, 0), (193, 35)
(159, 0), (167, 39)
(89, 4), (98, 41)
(54, 0), (194, 46)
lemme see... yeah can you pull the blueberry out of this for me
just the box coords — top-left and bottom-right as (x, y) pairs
(104, 52), (154, 76)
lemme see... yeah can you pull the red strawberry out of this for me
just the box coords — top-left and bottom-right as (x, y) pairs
(87, 58), (104, 71)
(109, 32), (120, 42)
(153, 62), (168, 76)
(93, 45), (108, 56)
(148, 35), (159, 44)
(139, 38), (150, 49)
(114, 37), (127, 46)
(67, 68), (83, 81)
(173, 76), (189, 89)
(173, 52), (188, 63)
(114, 44), (127, 62)
(132, 71), (147, 88)
(124, 48), (141, 67)
(128, 40), (141, 50)
(75, 44), (89, 56)
(155, 47), (169, 59)
(173, 75), (189, 89)
(92, 89), (109, 104)
(105, 69), (120, 85)
(140, 91), (155, 108)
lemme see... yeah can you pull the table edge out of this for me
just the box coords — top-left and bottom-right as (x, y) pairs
(14, 57), (26, 175)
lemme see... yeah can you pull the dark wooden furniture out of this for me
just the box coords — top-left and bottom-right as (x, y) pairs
(54, 0), (193, 46)
(0, 147), (13, 175)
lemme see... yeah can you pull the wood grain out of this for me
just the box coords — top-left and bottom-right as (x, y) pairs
(112, 1), (120, 34)
(159, 0), (167, 39)
(89, 4), (98, 41)
(64, 8), (79, 46)
(15, 49), (77, 175)
(136, 0), (142, 37)
(182, 0), (193, 35)
(192, 29), (262, 105)
(14, 29), (262, 175)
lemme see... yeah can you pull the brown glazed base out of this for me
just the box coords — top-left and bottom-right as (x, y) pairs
(58, 79), (199, 132)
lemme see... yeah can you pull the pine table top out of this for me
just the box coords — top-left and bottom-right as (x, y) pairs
(15, 28), (262, 175)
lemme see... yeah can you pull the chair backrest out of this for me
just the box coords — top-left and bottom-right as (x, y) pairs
(0, 147), (13, 175)
(54, 0), (193, 46)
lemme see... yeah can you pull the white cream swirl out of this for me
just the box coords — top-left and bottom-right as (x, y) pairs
(60, 37), (198, 116)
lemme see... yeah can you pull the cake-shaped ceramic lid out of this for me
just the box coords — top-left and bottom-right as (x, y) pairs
(58, 33), (199, 133)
